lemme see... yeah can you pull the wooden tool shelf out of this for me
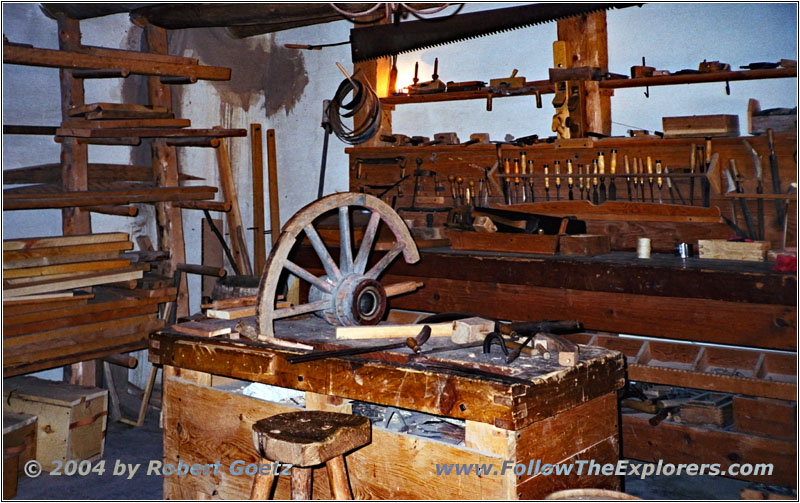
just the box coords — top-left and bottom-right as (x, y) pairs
(151, 315), (625, 499)
(380, 67), (797, 106)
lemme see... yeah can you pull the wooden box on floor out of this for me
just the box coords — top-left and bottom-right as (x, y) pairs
(3, 412), (37, 499)
(3, 376), (107, 471)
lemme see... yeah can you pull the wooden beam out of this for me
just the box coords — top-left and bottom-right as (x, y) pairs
(3, 268), (143, 298)
(3, 186), (217, 210)
(3, 295), (172, 326)
(215, 135), (253, 275)
(3, 41), (231, 80)
(266, 128), (281, 246)
(3, 232), (129, 250)
(2, 258), (132, 279)
(55, 127), (246, 139)
(3, 241), (131, 262)
(2, 163), (202, 184)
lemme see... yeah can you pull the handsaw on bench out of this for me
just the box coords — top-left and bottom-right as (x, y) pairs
(351, 3), (642, 62)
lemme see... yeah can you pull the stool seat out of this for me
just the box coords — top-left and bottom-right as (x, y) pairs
(252, 411), (371, 467)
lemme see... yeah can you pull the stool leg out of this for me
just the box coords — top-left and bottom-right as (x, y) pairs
(250, 458), (276, 500)
(325, 455), (352, 500)
(291, 467), (313, 500)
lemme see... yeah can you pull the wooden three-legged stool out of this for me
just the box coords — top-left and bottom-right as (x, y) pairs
(250, 411), (371, 500)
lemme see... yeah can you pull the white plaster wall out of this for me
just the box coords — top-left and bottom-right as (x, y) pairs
(2, 3), (796, 385)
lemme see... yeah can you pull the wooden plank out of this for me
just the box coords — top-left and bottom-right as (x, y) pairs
(55, 127), (246, 138)
(3, 303), (158, 338)
(732, 397), (796, 440)
(3, 186), (217, 210)
(250, 124), (266, 274)
(3, 313), (159, 352)
(381, 274), (796, 351)
(3, 269), (143, 298)
(61, 118), (190, 129)
(335, 322), (454, 339)
(2, 163), (199, 184)
(3, 42), (231, 80)
(447, 230), (559, 254)
(215, 136), (253, 275)
(68, 102), (170, 117)
(3, 251), (121, 270)
(3, 241), (131, 263)
(171, 320), (235, 337)
(622, 413), (796, 487)
(201, 296), (258, 310)
(4, 339), (150, 379)
(162, 378), (509, 500)
(3, 295), (172, 327)
(3, 295), (92, 315)
(2, 259), (132, 279)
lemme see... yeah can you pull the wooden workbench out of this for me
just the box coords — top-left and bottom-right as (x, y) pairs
(149, 317), (625, 499)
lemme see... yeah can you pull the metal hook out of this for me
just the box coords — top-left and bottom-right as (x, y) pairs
(644, 86), (650, 99)
(725, 80), (730, 95)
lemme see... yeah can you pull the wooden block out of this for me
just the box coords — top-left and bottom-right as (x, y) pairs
(335, 323), (453, 340)
(733, 396), (796, 440)
(559, 234), (611, 256)
(172, 319), (236, 337)
(206, 306), (256, 320)
(447, 230), (559, 254)
(662, 114), (740, 138)
(698, 239), (770, 261)
(3, 411), (37, 495)
(451, 317), (494, 343)
(3, 377), (107, 472)
(678, 392), (732, 427)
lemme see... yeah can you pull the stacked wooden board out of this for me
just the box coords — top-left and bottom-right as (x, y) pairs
(3, 233), (169, 377)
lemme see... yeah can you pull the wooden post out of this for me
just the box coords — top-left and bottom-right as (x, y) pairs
(265, 129), (281, 247)
(557, 11), (612, 136)
(250, 124), (266, 274)
(56, 14), (98, 387)
(145, 24), (189, 318)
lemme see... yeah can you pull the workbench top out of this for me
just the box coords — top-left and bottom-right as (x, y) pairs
(150, 316), (625, 430)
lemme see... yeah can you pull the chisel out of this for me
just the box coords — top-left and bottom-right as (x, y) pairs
(513, 158), (521, 204)
(554, 160), (562, 201)
(646, 156), (655, 202)
(639, 157), (646, 202)
(655, 159), (664, 204)
(527, 159), (535, 202)
(632, 158), (639, 201)
(729, 159), (756, 239)
(609, 149), (618, 200)
(624, 155), (633, 201)
(591, 160), (599, 205)
(567, 158), (574, 200)
(597, 152), (607, 203)
(743, 140), (765, 240)
(448, 175), (457, 204)
(502, 157), (511, 204)
(578, 165), (585, 200)
(767, 128), (785, 224)
(665, 166), (686, 205)
(544, 164), (550, 201)
(520, 151), (528, 202)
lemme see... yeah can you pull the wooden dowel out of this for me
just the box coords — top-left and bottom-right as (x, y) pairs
(159, 75), (197, 85)
(176, 263), (226, 277)
(173, 200), (231, 212)
(251, 124), (267, 274)
(85, 205), (138, 216)
(103, 353), (138, 369)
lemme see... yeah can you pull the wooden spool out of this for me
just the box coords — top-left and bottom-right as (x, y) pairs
(250, 411), (371, 500)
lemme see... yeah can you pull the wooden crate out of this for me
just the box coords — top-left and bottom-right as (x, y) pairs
(662, 114), (740, 138)
(3, 412), (37, 499)
(3, 376), (107, 471)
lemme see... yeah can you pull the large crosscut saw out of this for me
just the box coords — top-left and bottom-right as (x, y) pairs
(350, 3), (642, 62)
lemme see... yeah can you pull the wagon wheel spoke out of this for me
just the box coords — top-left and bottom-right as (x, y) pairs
(284, 260), (333, 294)
(304, 223), (341, 280)
(365, 241), (405, 280)
(353, 210), (381, 274)
(339, 206), (353, 274)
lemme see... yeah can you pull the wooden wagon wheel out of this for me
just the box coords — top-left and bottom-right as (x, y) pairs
(255, 193), (420, 341)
